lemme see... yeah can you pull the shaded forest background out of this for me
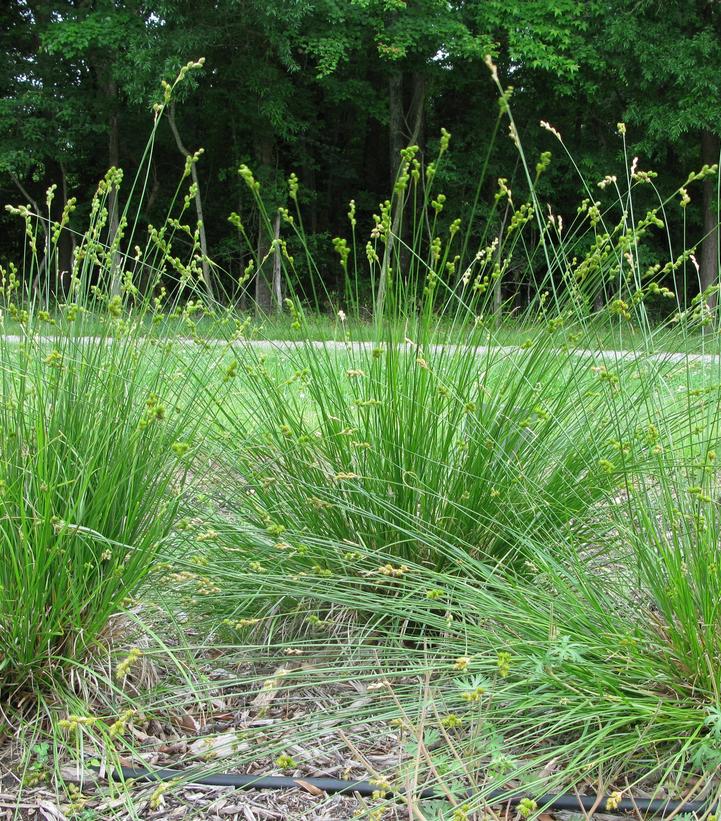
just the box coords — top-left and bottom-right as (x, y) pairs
(1, 0), (720, 313)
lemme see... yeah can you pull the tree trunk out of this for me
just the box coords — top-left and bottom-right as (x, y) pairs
(409, 72), (425, 152)
(58, 161), (74, 297)
(255, 222), (273, 315)
(254, 135), (274, 315)
(398, 73), (425, 282)
(494, 206), (510, 318)
(701, 129), (719, 309)
(145, 160), (161, 214)
(11, 174), (49, 302)
(301, 144), (318, 235)
(107, 80), (122, 297)
(388, 70), (404, 188)
(136, 162), (160, 297)
(272, 211), (282, 313)
(168, 104), (215, 301)
(377, 72), (425, 317)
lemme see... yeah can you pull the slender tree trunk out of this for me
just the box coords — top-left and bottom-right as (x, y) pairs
(593, 290), (605, 314)
(398, 73), (425, 283)
(145, 161), (161, 214)
(254, 134), (274, 315)
(11, 174), (49, 301)
(301, 144), (318, 235)
(409, 73), (425, 152)
(272, 211), (282, 313)
(701, 129), (720, 309)
(493, 206), (510, 318)
(107, 80), (122, 297)
(11, 175), (42, 220)
(377, 72), (425, 317)
(168, 104), (215, 301)
(255, 221), (273, 315)
(136, 162), (160, 297)
(58, 161), (73, 297)
(388, 70), (404, 188)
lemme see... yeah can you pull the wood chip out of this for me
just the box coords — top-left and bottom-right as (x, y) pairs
(250, 666), (292, 714)
(36, 800), (68, 821)
(294, 779), (325, 797)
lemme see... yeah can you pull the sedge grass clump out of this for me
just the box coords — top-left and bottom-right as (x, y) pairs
(412, 437), (721, 799)
(0, 323), (213, 698)
(178, 70), (721, 805)
(0, 65), (231, 699)
(210, 323), (685, 581)
(187, 404), (721, 806)
(206, 113), (709, 592)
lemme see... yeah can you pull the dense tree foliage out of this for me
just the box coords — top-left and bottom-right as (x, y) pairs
(0, 0), (718, 311)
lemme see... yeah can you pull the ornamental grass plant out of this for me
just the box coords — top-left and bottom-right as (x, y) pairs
(2, 57), (721, 820)
(198, 79), (716, 615)
(0, 318), (221, 698)
(164, 67), (721, 813)
(0, 61), (228, 702)
(181, 367), (721, 813)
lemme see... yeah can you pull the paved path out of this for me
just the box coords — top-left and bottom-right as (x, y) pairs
(2, 335), (719, 366)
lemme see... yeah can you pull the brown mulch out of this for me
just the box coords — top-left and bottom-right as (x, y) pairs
(0, 656), (417, 820)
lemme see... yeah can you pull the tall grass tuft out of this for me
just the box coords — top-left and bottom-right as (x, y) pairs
(178, 78), (721, 810)
(202, 114), (712, 608)
(0, 59), (226, 701)
(0, 316), (217, 698)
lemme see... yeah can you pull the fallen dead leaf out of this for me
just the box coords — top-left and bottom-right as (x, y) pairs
(189, 732), (249, 760)
(129, 726), (152, 742)
(37, 800), (68, 821)
(172, 711), (200, 734)
(158, 741), (189, 755)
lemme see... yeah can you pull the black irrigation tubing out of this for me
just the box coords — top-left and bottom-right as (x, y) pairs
(115, 766), (718, 817)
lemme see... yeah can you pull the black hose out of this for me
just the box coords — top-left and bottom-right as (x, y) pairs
(115, 766), (716, 816)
